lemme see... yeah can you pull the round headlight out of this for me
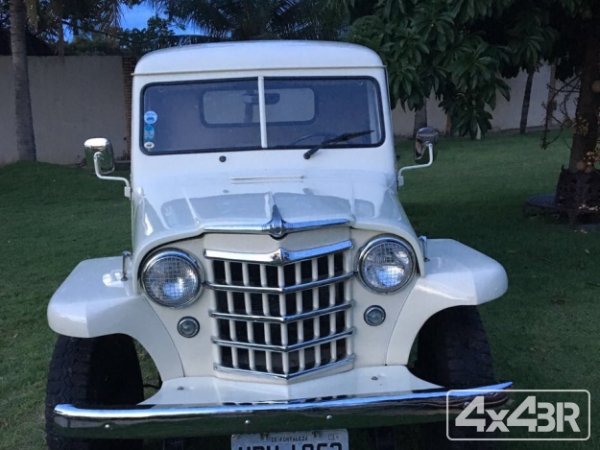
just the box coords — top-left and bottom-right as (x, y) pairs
(141, 250), (202, 307)
(358, 237), (416, 293)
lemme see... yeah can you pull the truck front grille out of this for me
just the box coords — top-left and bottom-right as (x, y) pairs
(206, 241), (354, 380)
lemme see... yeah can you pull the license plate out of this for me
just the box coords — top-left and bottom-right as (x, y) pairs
(232, 429), (349, 450)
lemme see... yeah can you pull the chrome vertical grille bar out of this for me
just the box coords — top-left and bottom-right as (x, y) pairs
(241, 263), (256, 370)
(295, 262), (306, 371)
(328, 254), (337, 362)
(278, 266), (290, 375)
(344, 260), (353, 357)
(311, 258), (321, 368)
(224, 262), (238, 368)
(210, 283), (222, 366)
(259, 264), (273, 373)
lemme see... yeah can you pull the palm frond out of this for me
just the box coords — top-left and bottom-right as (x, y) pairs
(149, 0), (347, 41)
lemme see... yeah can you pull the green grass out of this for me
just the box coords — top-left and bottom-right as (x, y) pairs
(0, 132), (598, 449)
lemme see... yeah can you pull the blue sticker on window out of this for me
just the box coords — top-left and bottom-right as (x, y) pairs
(144, 110), (158, 125)
(144, 124), (155, 142)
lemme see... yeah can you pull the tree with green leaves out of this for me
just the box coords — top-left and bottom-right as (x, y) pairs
(482, 2), (557, 134)
(2, 0), (143, 163)
(480, 0), (600, 174)
(340, 0), (600, 210)
(341, 0), (515, 139)
(547, 0), (599, 174)
(149, 0), (346, 41)
(67, 15), (213, 57)
(25, 0), (142, 55)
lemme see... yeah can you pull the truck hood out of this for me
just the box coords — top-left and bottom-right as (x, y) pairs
(132, 171), (418, 267)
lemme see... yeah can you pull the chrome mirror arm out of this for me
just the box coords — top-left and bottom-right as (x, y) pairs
(397, 142), (434, 187)
(93, 152), (131, 198)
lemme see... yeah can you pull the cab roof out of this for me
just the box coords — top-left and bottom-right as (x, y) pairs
(134, 41), (384, 76)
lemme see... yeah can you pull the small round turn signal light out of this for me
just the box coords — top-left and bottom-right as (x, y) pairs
(364, 306), (386, 326)
(178, 317), (200, 338)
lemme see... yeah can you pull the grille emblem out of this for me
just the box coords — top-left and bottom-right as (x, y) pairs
(264, 205), (286, 238)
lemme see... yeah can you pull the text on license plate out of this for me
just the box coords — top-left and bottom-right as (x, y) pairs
(232, 429), (349, 450)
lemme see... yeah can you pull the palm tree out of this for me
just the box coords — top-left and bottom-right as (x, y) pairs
(150, 0), (346, 41)
(5, 0), (129, 165)
(9, 0), (36, 161)
(26, 0), (128, 55)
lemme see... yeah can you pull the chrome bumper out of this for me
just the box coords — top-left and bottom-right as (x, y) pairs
(53, 382), (512, 439)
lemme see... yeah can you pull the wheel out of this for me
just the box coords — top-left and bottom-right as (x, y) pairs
(163, 438), (193, 450)
(413, 306), (496, 450)
(45, 334), (144, 450)
(368, 426), (398, 450)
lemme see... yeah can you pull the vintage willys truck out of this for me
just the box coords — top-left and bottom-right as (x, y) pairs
(45, 41), (511, 450)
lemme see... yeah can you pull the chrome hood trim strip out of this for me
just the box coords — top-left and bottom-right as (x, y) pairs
(204, 240), (353, 266)
(203, 205), (349, 238)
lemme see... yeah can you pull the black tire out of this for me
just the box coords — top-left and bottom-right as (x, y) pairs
(368, 427), (398, 450)
(45, 334), (144, 450)
(163, 438), (194, 450)
(413, 306), (496, 450)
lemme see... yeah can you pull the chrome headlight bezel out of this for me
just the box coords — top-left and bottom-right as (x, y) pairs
(357, 236), (416, 294)
(140, 249), (203, 308)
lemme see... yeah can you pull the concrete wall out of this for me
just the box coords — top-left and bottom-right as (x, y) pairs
(0, 58), (578, 165)
(391, 64), (577, 137)
(0, 56), (127, 165)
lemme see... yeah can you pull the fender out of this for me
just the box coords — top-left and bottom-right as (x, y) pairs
(47, 257), (183, 380)
(386, 239), (508, 365)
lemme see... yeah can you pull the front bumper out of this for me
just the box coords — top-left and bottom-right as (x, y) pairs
(53, 381), (512, 439)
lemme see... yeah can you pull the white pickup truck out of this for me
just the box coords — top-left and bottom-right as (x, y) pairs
(45, 41), (510, 450)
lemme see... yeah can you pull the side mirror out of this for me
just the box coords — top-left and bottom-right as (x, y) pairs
(84, 138), (115, 174)
(84, 137), (131, 198)
(397, 127), (440, 187)
(414, 127), (439, 165)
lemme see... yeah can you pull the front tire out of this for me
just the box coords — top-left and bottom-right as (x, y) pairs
(45, 334), (144, 450)
(413, 306), (496, 450)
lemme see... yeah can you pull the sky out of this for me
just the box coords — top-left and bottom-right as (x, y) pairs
(120, 3), (199, 34)
(120, 3), (158, 30)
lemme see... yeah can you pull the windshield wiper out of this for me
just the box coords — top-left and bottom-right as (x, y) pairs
(303, 130), (374, 160)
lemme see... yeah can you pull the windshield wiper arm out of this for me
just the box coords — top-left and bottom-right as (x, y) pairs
(303, 130), (374, 160)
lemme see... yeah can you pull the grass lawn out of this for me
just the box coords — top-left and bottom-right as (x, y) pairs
(0, 132), (598, 449)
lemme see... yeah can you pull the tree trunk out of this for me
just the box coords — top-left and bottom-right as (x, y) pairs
(520, 69), (535, 134)
(569, 34), (600, 172)
(413, 101), (427, 138)
(56, 0), (64, 56)
(9, 0), (36, 161)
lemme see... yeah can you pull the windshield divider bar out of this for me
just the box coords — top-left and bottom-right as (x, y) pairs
(258, 76), (267, 149)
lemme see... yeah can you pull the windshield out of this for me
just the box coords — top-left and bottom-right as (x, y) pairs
(141, 77), (384, 154)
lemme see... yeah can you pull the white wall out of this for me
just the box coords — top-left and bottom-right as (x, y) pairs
(0, 56), (127, 165)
